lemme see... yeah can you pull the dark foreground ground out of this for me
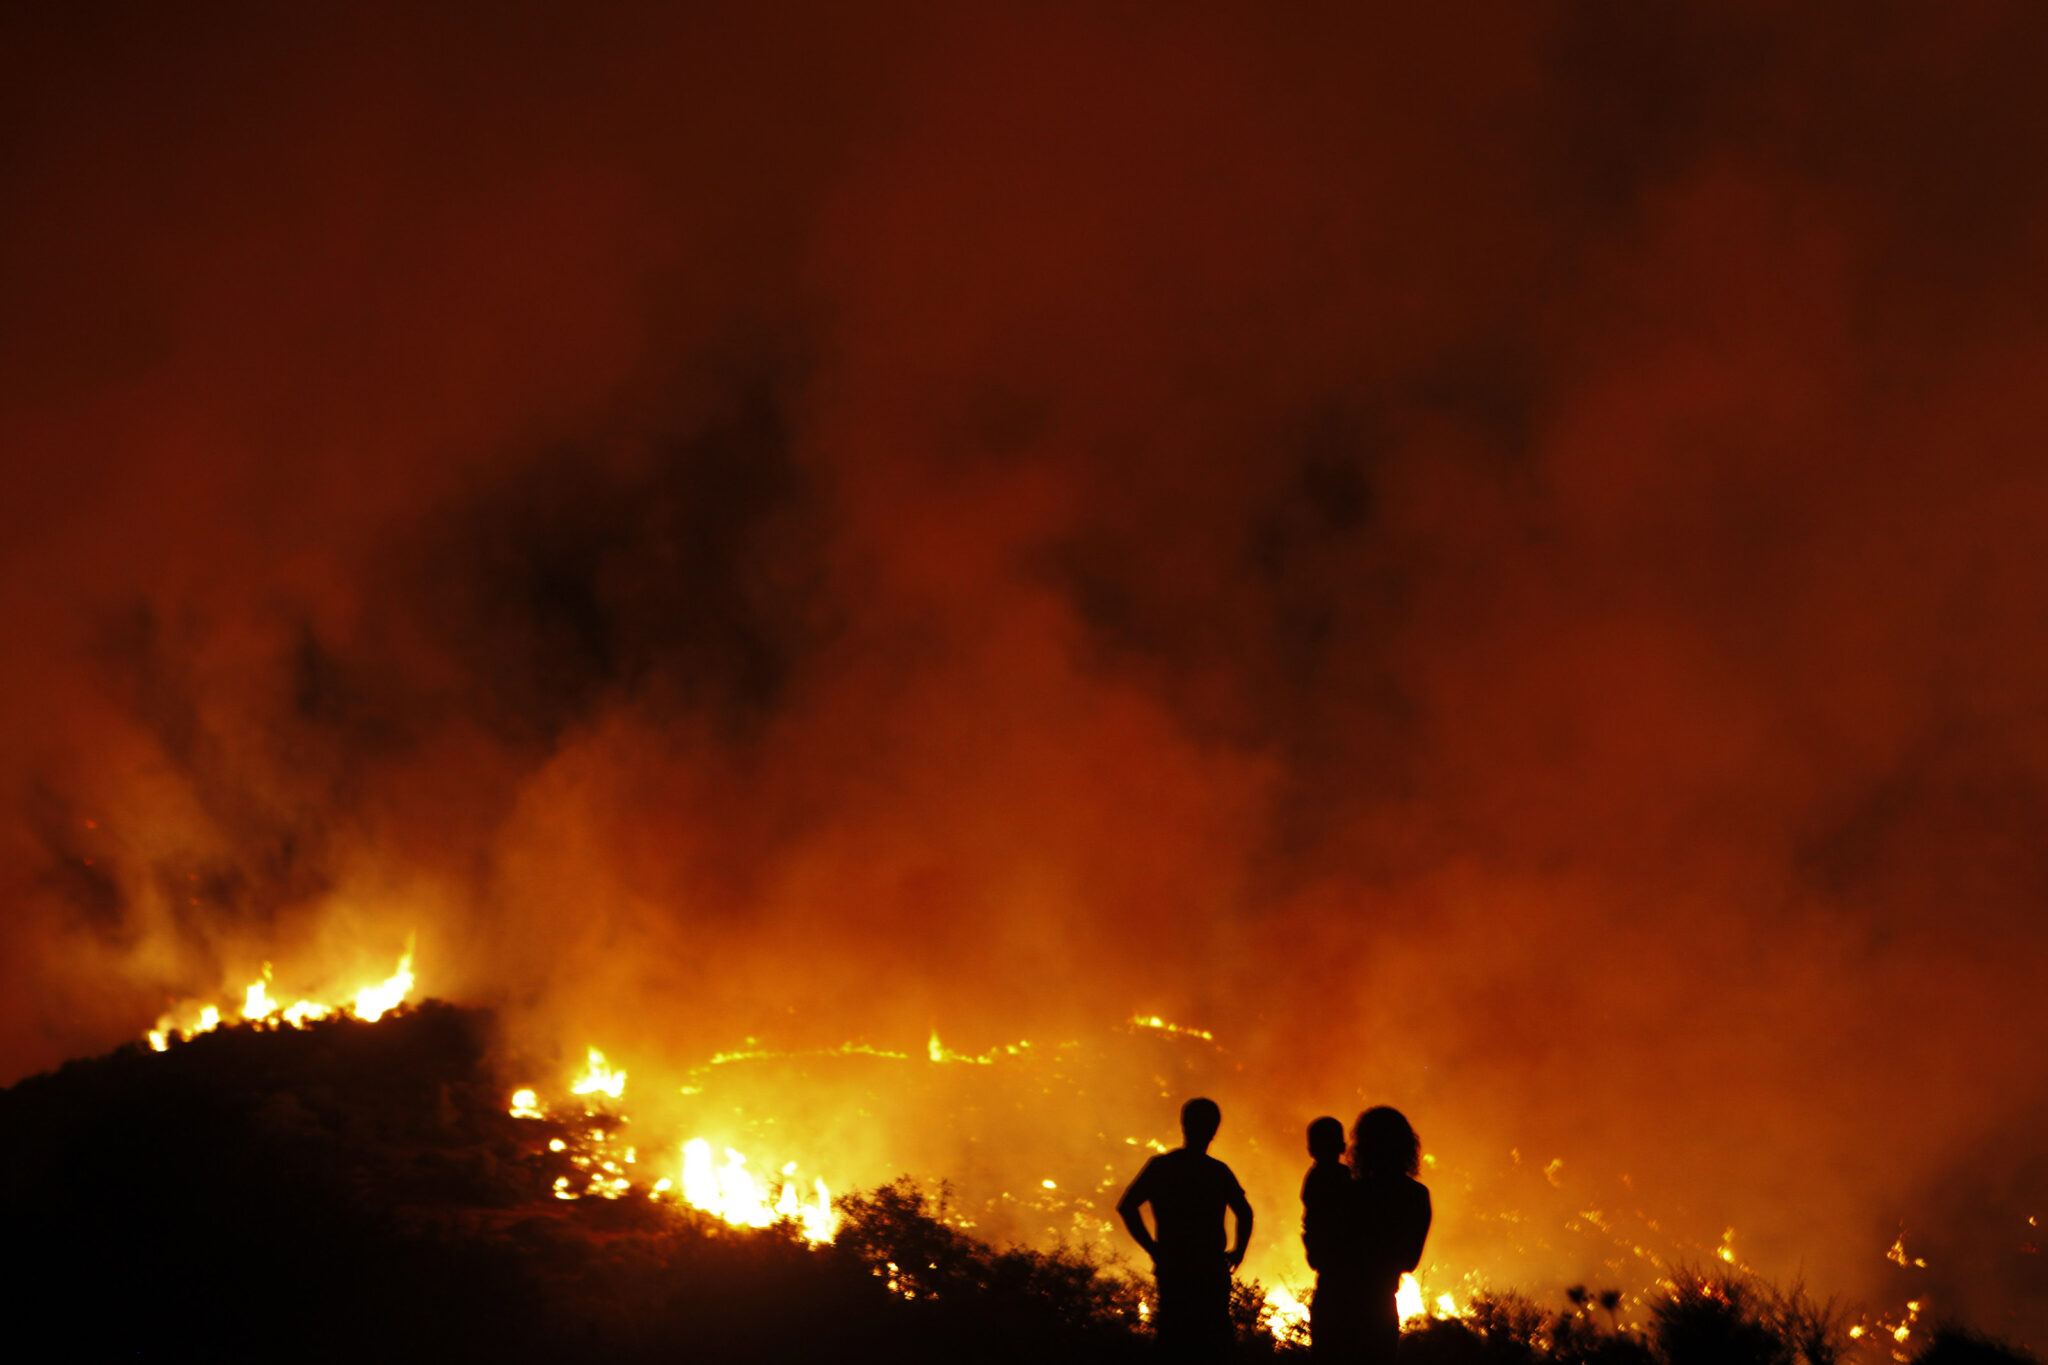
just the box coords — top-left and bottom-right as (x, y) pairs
(0, 1004), (2032, 1365)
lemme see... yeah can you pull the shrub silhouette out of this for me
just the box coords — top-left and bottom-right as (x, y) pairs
(1649, 1266), (1859, 1365)
(831, 1176), (1149, 1363)
(1400, 1292), (1546, 1365)
(1910, 1326), (2039, 1365)
(1538, 1284), (1653, 1365)
(1654, 1270), (1791, 1365)
(1395, 1272), (1870, 1365)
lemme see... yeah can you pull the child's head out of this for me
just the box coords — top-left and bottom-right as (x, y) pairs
(1307, 1115), (1346, 1162)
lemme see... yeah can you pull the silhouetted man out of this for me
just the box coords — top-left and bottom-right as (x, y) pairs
(1118, 1097), (1254, 1363)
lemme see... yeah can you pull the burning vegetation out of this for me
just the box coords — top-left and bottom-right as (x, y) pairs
(4, 5), (2048, 1362)
(2, 949), (2024, 1363)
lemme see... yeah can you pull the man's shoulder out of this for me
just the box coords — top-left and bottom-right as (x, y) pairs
(1139, 1148), (1244, 1187)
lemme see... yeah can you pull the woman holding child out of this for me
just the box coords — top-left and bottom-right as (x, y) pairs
(1302, 1106), (1432, 1363)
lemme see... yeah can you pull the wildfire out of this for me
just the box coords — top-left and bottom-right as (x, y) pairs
(570, 1047), (626, 1098)
(1261, 1270), (1461, 1344)
(352, 946), (416, 1023)
(509, 1043), (839, 1244)
(144, 943), (418, 1050)
(1129, 1014), (1216, 1043)
(132, 975), (1947, 1347)
(1886, 1231), (1928, 1268)
(1851, 1298), (1924, 1352)
(1265, 1285), (1311, 1341)
(679, 1139), (837, 1243)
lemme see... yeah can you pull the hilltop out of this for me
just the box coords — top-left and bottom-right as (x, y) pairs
(0, 1002), (1157, 1363)
(1, 1004), (2032, 1365)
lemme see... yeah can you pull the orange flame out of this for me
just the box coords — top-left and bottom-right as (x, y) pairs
(144, 942), (417, 1049)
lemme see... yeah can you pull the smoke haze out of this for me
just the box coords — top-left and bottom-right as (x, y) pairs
(3, 0), (2043, 1339)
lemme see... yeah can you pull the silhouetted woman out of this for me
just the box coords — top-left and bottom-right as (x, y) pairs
(1349, 1107), (1431, 1365)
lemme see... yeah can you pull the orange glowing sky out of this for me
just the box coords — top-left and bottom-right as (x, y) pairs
(2, 0), (2044, 1344)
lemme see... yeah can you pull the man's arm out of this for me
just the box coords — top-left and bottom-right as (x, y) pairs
(1117, 1171), (1159, 1260)
(1225, 1185), (1254, 1270)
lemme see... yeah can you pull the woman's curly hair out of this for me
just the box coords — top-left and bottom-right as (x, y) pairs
(1350, 1106), (1421, 1180)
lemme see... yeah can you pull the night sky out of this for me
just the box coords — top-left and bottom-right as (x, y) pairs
(3, 0), (2044, 1340)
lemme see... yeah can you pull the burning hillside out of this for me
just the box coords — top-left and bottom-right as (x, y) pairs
(4, 998), (1171, 1363)
(4, 3), (2048, 1360)
(70, 948), (2033, 1361)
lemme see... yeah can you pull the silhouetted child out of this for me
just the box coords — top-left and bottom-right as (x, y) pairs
(1300, 1116), (1349, 1273)
(1301, 1116), (1363, 1360)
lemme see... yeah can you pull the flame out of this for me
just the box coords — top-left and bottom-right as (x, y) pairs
(1396, 1273), (1425, 1323)
(570, 1047), (627, 1099)
(507, 1045), (838, 1241)
(352, 947), (415, 1023)
(676, 1137), (837, 1243)
(1264, 1285), (1311, 1340)
(926, 1028), (1027, 1064)
(242, 967), (277, 1022)
(1266, 1273), (1450, 1336)
(705, 1040), (912, 1066)
(142, 942), (417, 1048)
(1129, 1014), (1215, 1042)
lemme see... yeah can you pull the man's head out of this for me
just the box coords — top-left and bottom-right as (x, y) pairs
(1307, 1115), (1346, 1161)
(1180, 1097), (1222, 1150)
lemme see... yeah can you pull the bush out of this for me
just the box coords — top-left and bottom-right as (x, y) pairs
(1398, 1292), (1545, 1365)
(831, 1177), (1151, 1364)
(1910, 1326), (2038, 1365)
